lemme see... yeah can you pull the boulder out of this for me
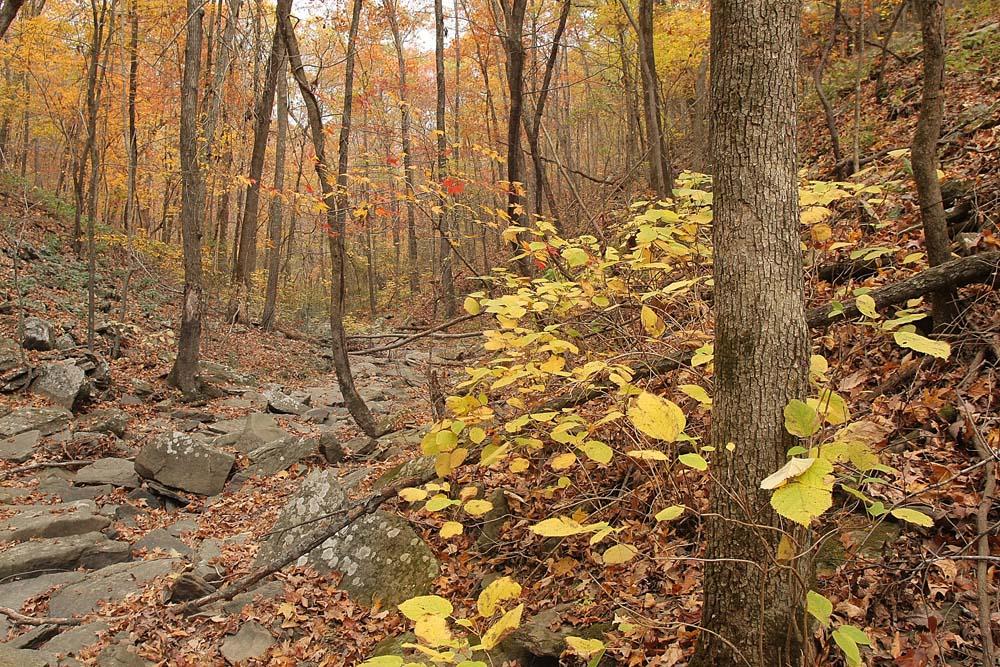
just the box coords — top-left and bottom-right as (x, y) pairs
(167, 572), (216, 602)
(306, 386), (344, 407)
(197, 361), (256, 389)
(31, 361), (90, 411)
(0, 645), (55, 667)
(263, 388), (308, 415)
(498, 604), (612, 662)
(0, 502), (110, 544)
(0, 429), (40, 463)
(254, 470), (347, 567)
(373, 455), (437, 490)
(22, 317), (55, 351)
(0, 533), (130, 581)
(95, 641), (152, 667)
(134, 431), (235, 496)
(75, 458), (140, 488)
(0, 337), (20, 373)
(318, 432), (346, 463)
(37, 620), (109, 661)
(220, 622), (274, 664)
(48, 558), (180, 617)
(0, 407), (72, 438)
(76, 408), (128, 437)
(246, 435), (316, 476)
(235, 414), (288, 454)
(131, 529), (192, 557)
(303, 407), (331, 424)
(0, 571), (85, 635)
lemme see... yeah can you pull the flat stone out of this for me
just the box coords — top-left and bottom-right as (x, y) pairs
(22, 317), (55, 352)
(263, 388), (308, 415)
(76, 409), (128, 437)
(204, 418), (244, 435)
(246, 436), (316, 476)
(0, 502), (110, 545)
(48, 558), (180, 617)
(0, 645), (55, 667)
(235, 414), (288, 454)
(95, 642), (152, 667)
(75, 458), (139, 488)
(131, 529), (192, 557)
(167, 572), (216, 602)
(39, 620), (109, 660)
(343, 436), (376, 458)
(220, 622), (273, 664)
(216, 580), (284, 615)
(37, 477), (113, 503)
(31, 362), (90, 411)
(0, 533), (130, 582)
(0, 571), (86, 635)
(0, 429), (40, 463)
(0, 337), (20, 373)
(305, 386), (344, 408)
(373, 455), (437, 490)
(303, 407), (331, 424)
(0, 407), (73, 438)
(134, 431), (235, 496)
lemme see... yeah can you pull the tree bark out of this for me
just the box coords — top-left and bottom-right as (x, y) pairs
(230, 14), (282, 323)
(502, 0), (530, 274)
(167, 0), (205, 398)
(279, 0), (382, 438)
(0, 0), (25, 39)
(261, 39), (287, 332)
(434, 0), (455, 316)
(911, 0), (957, 327)
(691, 0), (809, 665)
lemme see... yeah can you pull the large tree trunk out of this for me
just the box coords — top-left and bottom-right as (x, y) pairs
(434, 0), (455, 317)
(168, 0), (205, 398)
(260, 38), (287, 332)
(122, 0), (139, 233)
(279, 0), (382, 438)
(229, 15), (282, 323)
(690, 0), (810, 665)
(384, 0), (419, 297)
(911, 0), (957, 327)
(503, 0), (530, 275)
(0, 0), (25, 39)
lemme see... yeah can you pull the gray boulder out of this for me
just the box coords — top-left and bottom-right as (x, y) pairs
(0, 571), (85, 635)
(22, 317), (55, 351)
(0, 532), (130, 581)
(0, 502), (110, 544)
(48, 558), (180, 617)
(95, 642), (153, 667)
(0, 429), (40, 463)
(0, 645), (55, 667)
(246, 435), (316, 476)
(263, 388), (308, 415)
(37, 620), (109, 661)
(31, 361), (90, 411)
(197, 361), (256, 389)
(305, 386), (344, 407)
(76, 408), (128, 437)
(134, 431), (235, 496)
(220, 622), (274, 664)
(0, 407), (72, 438)
(373, 455), (437, 490)
(0, 337), (20, 373)
(76, 457), (140, 488)
(319, 432), (346, 463)
(235, 413), (288, 454)
(254, 470), (347, 567)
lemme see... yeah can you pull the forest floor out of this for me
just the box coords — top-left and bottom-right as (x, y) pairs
(0, 7), (998, 667)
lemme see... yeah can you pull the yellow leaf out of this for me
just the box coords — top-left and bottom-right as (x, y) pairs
(808, 389), (850, 425)
(477, 576), (522, 617)
(463, 297), (481, 315)
(811, 222), (833, 243)
(550, 452), (577, 470)
(891, 507), (933, 527)
(440, 521), (464, 538)
(893, 331), (950, 359)
(529, 516), (597, 537)
(480, 604), (524, 649)
(397, 595), (453, 621)
(424, 495), (454, 512)
(468, 427), (487, 444)
(654, 505), (685, 522)
(760, 457), (816, 490)
(509, 457), (530, 473)
(463, 499), (494, 517)
(776, 534), (796, 562)
(578, 441), (613, 464)
(398, 487), (428, 502)
(640, 305), (666, 337)
(414, 614), (454, 647)
(602, 543), (638, 565)
(565, 636), (605, 658)
(627, 391), (686, 442)
(855, 293), (879, 319)
(784, 399), (821, 438)
(540, 355), (566, 373)
(678, 453), (708, 471)
(677, 384), (712, 406)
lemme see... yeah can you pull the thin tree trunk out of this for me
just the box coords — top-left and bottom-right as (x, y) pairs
(261, 41), (287, 331)
(503, 0), (530, 274)
(814, 0), (844, 170)
(690, 0), (810, 664)
(279, 0), (382, 437)
(434, 0), (455, 316)
(0, 0), (25, 40)
(168, 0), (205, 397)
(874, 0), (907, 101)
(911, 0), (957, 326)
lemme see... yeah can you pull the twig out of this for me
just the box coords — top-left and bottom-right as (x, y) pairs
(0, 606), (82, 627)
(350, 312), (482, 355)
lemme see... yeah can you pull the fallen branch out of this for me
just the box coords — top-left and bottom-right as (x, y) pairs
(174, 469), (438, 615)
(0, 605), (83, 627)
(0, 459), (98, 482)
(350, 312), (483, 355)
(806, 251), (1000, 327)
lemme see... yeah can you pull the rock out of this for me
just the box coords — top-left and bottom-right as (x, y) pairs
(303, 407), (331, 424)
(218, 397), (252, 409)
(0, 407), (73, 438)
(48, 558), (180, 617)
(255, 470), (347, 567)
(373, 455), (437, 490)
(167, 572), (216, 602)
(204, 418), (245, 435)
(370, 632), (419, 660)
(293, 510), (440, 607)
(0, 502), (110, 544)
(246, 435), (316, 476)
(54, 333), (76, 351)
(22, 317), (55, 351)
(134, 431), (235, 496)
(318, 432), (346, 463)
(119, 394), (143, 407)
(305, 386), (344, 407)
(76, 409), (128, 437)
(197, 361), (256, 389)
(31, 362), (90, 411)
(498, 604), (612, 662)
(343, 436), (376, 458)
(0, 533), (130, 581)
(95, 642), (152, 667)
(217, 580), (284, 616)
(0, 645), (55, 667)
(0, 429), (40, 463)
(75, 458), (139, 488)
(379, 428), (426, 450)
(170, 408), (215, 422)
(130, 379), (154, 397)
(0, 572), (85, 635)
(220, 622), (273, 664)
(263, 388), (308, 415)
(38, 620), (109, 661)
(0, 487), (31, 504)
(816, 515), (901, 577)
(0, 337), (20, 373)
(131, 529), (192, 557)
(37, 476), (113, 503)
(235, 414), (288, 454)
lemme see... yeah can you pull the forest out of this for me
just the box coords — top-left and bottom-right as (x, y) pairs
(0, 0), (998, 663)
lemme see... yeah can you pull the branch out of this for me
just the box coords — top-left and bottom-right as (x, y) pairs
(349, 312), (483, 355)
(0, 606), (83, 627)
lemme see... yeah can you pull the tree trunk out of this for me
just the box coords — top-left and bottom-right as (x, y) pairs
(168, 0), (205, 398)
(0, 0), (25, 39)
(261, 39), (287, 332)
(503, 0), (530, 274)
(279, 0), (382, 438)
(123, 0), (138, 233)
(911, 0), (957, 327)
(691, 0), (810, 665)
(434, 0), (455, 316)
(383, 0), (419, 297)
(813, 0), (844, 170)
(230, 14), (282, 323)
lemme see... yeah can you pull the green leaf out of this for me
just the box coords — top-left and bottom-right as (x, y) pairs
(832, 627), (862, 667)
(562, 247), (589, 267)
(578, 440), (614, 464)
(839, 624), (872, 646)
(784, 399), (821, 438)
(678, 452), (708, 471)
(768, 458), (834, 526)
(677, 384), (712, 406)
(806, 590), (833, 628)
(893, 331), (951, 359)
(891, 507), (934, 527)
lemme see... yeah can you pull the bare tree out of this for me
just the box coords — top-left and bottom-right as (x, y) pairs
(261, 39), (287, 331)
(501, 0), (530, 274)
(168, 0), (206, 397)
(434, 0), (455, 316)
(690, 0), (810, 664)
